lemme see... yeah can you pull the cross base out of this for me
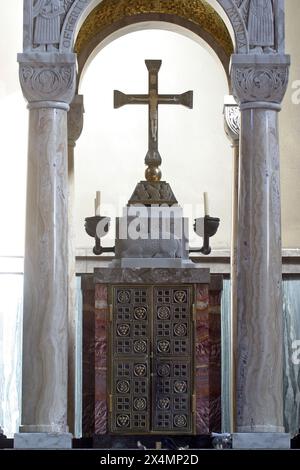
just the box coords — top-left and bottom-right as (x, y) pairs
(128, 181), (178, 206)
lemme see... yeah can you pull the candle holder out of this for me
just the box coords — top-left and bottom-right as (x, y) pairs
(190, 215), (220, 256)
(84, 215), (115, 256)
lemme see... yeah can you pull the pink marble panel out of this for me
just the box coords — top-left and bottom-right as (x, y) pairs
(82, 281), (95, 437)
(94, 284), (109, 435)
(196, 285), (221, 434)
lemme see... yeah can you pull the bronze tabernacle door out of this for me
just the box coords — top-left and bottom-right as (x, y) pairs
(109, 285), (195, 435)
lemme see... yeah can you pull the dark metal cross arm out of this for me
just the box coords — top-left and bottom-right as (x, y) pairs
(158, 92), (193, 108)
(113, 60), (194, 182)
(114, 91), (193, 108)
(114, 91), (149, 107)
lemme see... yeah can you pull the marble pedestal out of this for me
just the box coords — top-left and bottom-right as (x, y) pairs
(114, 258), (195, 268)
(232, 433), (290, 449)
(14, 433), (72, 449)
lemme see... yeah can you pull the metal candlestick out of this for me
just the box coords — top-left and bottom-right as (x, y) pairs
(190, 215), (220, 256)
(84, 215), (115, 256)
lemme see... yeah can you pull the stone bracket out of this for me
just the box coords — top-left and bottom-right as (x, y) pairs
(18, 52), (77, 106)
(68, 94), (85, 146)
(223, 95), (240, 145)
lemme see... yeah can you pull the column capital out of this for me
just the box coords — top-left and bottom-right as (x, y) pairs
(223, 95), (240, 147)
(68, 95), (85, 147)
(18, 52), (77, 110)
(231, 54), (290, 111)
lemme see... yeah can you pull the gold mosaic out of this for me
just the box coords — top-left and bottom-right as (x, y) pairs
(75, 0), (233, 58)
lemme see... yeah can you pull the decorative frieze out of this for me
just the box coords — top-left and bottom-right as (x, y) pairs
(231, 54), (290, 109)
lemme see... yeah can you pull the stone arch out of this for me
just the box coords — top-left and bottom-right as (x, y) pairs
(59, 0), (248, 55)
(74, 8), (234, 85)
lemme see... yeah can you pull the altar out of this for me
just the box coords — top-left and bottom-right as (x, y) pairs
(14, 0), (292, 451)
(80, 59), (222, 442)
(81, 269), (222, 441)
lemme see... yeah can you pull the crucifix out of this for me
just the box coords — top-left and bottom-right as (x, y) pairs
(114, 60), (193, 182)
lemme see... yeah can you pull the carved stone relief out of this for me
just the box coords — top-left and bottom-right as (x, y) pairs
(224, 99), (240, 144)
(18, 54), (76, 104)
(33, 0), (64, 50)
(237, 0), (276, 53)
(231, 60), (289, 106)
(23, 1), (285, 57)
(24, 1), (248, 54)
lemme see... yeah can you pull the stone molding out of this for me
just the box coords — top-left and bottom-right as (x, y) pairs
(231, 54), (290, 110)
(18, 52), (76, 108)
(22, 1), (286, 58)
(224, 95), (240, 145)
(68, 94), (85, 146)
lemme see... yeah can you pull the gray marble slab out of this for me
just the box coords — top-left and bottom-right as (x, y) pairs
(113, 258), (195, 269)
(94, 267), (210, 284)
(232, 433), (290, 449)
(14, 432), (72, 449)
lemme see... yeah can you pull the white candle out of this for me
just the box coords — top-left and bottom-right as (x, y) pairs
(203, 192), (209, 216)
(95, 191), (101, 216)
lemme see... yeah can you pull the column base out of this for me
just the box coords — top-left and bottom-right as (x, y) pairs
(14, 433), (72, 449)
(232, 433), (290, 449)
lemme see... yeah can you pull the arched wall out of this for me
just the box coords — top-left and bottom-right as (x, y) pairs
(72, 0), (234, 83)
(57, 0), (247, 54)
(76, 20), (232, 89)
(76, 16), (232, 85)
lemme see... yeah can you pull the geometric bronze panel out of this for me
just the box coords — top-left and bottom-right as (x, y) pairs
(152, 286), (194, 433)
(110, 286), (151, 433)
(109, 285), (194, 434)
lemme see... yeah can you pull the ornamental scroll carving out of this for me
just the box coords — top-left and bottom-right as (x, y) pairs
(19, 59), (76, 103)
(224, 103), (240, 144)
(231, 62), (289, 105)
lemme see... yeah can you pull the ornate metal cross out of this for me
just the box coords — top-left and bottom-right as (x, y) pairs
(114, 60), (193, 182)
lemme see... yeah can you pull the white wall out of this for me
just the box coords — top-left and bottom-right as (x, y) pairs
(0, 1), (27, 257)
(280, 0), (300, 248)
(75, 29), (231, 251)
(0, 1), (299, 257)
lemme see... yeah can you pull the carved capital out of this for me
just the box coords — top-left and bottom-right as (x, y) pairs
(231, 54), (290, 110)
(18, 52), (76, 109)
(68, 95), (85, 146)
(224, 95), (240, 146)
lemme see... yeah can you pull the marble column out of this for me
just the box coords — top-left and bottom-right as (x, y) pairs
(223, 96), (240, 433)
(231, 54), (290, 442)
(67, 95), (84, 436)
(15, 52), (76, 448)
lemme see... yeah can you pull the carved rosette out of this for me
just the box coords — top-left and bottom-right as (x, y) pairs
(231, 55), (290, 110)
(18, 53), (76, 108)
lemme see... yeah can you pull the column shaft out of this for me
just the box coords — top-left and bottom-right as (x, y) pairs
(67, 143), (76, 435)
(67, 95), (84, 436)
(21, 106), (69, 433)
(224, 98), (240, 433)
(237, 108), (284, 432)
(230, 143), (239, 433)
